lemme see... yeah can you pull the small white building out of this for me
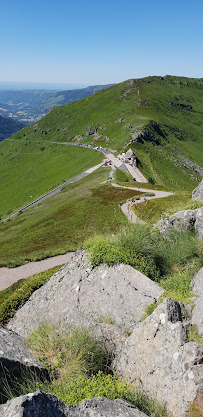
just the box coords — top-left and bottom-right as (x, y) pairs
(118, 149), (136, 166)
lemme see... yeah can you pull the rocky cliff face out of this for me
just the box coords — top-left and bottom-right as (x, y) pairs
(191, 267), (203, 337)
(114, 298), (203, 417)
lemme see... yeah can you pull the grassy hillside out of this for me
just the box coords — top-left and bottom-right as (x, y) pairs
(0, 141), (103, 217)
(7, 75), (202, 190)
(0, 168), (144, 267)
(0, 85), (112, 124)
(1, 75), (202, 265)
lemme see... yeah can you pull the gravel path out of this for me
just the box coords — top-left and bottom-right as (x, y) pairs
(0, 252), (74, 291)
(111, 184), (174, 224)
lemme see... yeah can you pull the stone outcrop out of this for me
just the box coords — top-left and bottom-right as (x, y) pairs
(8, 250), (163, 338)
(191, 267), (203, 336)
(0, 326), (48, 403)
(157, 206), (203, 238)
(0, 392), (149, 417)
(192, 178), (203, 201)
(114, 298), (203, 417)
(0, 391), (69, 417)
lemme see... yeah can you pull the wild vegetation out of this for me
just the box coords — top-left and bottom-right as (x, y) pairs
(85, 224), (203, 305)
(0, 168), (145, 267)
(5, 323), (168, 417)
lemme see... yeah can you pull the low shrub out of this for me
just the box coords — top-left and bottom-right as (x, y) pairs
(4, 324), (168, 416)
(85, 225), (202, 288)
(50, 371), (168, 416)
(26, 324), (108, 380)
(187, 325), (203, 344)
(85, 232), (160, 280)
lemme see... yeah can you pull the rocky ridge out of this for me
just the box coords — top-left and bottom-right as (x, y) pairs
(157, 206), (203, 238)
(8, 250), (163, 338)
(3, 251), (203, 416)
(114, 298), (203, 417)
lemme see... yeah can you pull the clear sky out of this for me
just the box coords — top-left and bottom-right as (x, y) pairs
(1, 0), (203, 86)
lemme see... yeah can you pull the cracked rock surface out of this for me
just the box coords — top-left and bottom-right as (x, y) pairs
(0, 391), (69, 417)
(8, 250), (163, 338)
(157, 206), (203, 238)
(114, 298), (203, 417)
(0, 392), (149, 417)
(191, 267), (203, 336)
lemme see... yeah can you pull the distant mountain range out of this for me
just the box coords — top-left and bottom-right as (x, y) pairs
(0, 84), (113, 126)
(0, 115), (25, 142)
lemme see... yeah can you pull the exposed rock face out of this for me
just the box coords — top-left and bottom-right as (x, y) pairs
(0, 392), (148, 417)
(191, 267), (203, 336)
(157, 206), (203, 238)
(192, 179), (203, 201)
(0, 391), (69, 417)
(114, 298), (203, 417)
(0, 326), (48, 403)
(8, 250), (163, 338)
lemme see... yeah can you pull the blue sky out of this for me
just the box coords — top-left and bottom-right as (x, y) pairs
(1, 0), (203, 85)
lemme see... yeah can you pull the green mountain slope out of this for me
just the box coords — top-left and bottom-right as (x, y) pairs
(1, 75), (203, 266)
(7, 75), (203, 190)
(0, 141), (102, 217)
(0, 85), (112, 124)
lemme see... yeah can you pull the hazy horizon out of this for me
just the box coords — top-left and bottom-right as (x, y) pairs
(1, 0), (203, 86)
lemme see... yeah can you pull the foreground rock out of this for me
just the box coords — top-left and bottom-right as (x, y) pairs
(191, 267), (203, 337)
(8, 250), (163, 338)
(158, 206), (203, 238)
(0, 392), (148, 417)
(114, 298), (203, 417)
(0, 326), (48, 403)
(192, 178), (203, 201)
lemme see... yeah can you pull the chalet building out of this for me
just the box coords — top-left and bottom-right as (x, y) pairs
(118, 148), (137, 166)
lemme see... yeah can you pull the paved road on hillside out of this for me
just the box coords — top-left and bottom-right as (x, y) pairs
(0, 252), (74, 291)
(3, 161), (104, 222)
(3, 141), (148, 221)
(112, 184), (174, 224)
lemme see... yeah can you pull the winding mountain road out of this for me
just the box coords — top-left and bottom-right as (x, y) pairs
(3, 142), (147, 222)
(112, 183), (174, 224)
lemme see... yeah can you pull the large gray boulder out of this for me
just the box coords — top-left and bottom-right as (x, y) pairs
(114, 298), (203, 417)
(192, 178), (203, 201)
(0, 392), (149, 417)
(157, 206), (203, 238)
(0, 326), (48, 403)
(0, 391), (69, 417)
(191, 267), (203, 336)
(8, 250), (163, 338)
